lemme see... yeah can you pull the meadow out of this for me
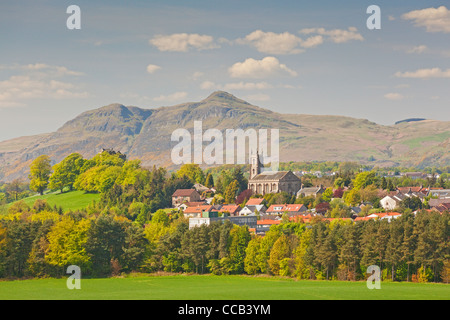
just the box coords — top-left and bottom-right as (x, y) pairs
(0, 275), (448, 300)
(7, 190), (101, 212)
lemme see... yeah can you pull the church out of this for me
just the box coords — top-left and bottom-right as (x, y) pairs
(247, 152), (301, 195)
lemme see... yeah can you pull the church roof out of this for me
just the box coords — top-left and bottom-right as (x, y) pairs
(249, 171), (300, 182)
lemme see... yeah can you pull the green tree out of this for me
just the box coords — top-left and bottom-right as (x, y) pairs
(224, 180), (239, 204)
(228, 225), (251, 274)
(29, 155), (52, 195)
(45, 216), (91, 271)
(244, 236), (262, 275)
(177, 164), (205, 184)
(205, 173), (214, 188)
(49, 153), (85, 193)
(352, 171), (376, 191)
(269, 234), (292, 275)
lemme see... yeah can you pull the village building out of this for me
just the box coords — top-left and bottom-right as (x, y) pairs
(266, 204), (307, 215)
(189, 215), (257, 230)
(218, 204), (242, 216)
(239, 204), (267, 216)
(247, 152), (301, 195)
(172, 189), (202, 207)
(182, 205), (214, 218)
(296, 185), (325, 198)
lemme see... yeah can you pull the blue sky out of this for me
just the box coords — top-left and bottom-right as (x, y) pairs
(0, 0), (449, 141)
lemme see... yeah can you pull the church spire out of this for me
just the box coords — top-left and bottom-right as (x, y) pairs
(250, 150), (262, 179)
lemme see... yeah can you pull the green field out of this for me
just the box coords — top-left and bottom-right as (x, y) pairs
(0, 275), (448, 300)
(7, 190), (101, 212)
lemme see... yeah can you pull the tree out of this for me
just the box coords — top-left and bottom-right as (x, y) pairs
(244, 237), (262, 275)
(205, 173), (214, 188)
(5, 179), (27, 201)
(224, 180), (239, 204)
(29, 155), (52, 195)
(400, 197), (422, 211)
(269, 234), (292, 275)
(86, 215), (129, 276)
(49, 153), (85, 193)
(228, 225), (251, 274)
(333, 187), (344, 199)
(177, 164), (204, 184)
(45, 216), (91, 271)
(236, 189), (253, 206)
(352, 171), (376, 191)
(322, 188), (333, 202)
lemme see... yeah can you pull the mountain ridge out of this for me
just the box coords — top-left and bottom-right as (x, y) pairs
(0, 91), (449, 182)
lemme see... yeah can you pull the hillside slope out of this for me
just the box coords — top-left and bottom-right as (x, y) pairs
(0, 91), (448, 181)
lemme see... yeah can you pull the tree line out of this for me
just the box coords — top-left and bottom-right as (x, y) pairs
(0, 202), (448, 282)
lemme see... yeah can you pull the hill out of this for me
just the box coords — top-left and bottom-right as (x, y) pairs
(0, 91), (449, 182)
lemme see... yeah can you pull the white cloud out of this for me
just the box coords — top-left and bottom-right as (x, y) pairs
(0, 64), (87, 108)
(407, 45), (428, 54)
(200, 81), (216, 90)
(237, 30), (304, 55)
(394, 68), (450, 79)
(200, 81), (273, 91)
(146, 64), (161, 74)
(300, 35), (324, 48)
(384, 93), (404, 101)
(236, 30), (325, 54)
(228, 57), (297, 79)
(149, 33), (218, 52)
(299, 27), (364, 43)
(402, 6), (450, 33)
(153, 91), (188, 103)
(245, 93), (271, 102)
(190, 71), (204, 80)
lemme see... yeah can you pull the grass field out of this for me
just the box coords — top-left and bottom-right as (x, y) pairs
(0, 275), (448, 300)
(7, 190), (101, 212)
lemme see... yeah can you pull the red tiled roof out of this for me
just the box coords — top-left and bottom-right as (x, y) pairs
(172, 189), (199, 197)
(219, 205), (241, 213)
(183, 205), (213, 214)
(267, 204), (306, 212)
(257, 219), (281, 225)
(246, 198), (265, 206)
(183, 201), (206, 207)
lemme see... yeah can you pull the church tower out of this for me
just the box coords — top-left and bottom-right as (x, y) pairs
(250, 151), (262, 179)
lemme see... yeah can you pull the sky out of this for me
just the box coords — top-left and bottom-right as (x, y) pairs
(0, 0), (449, 141)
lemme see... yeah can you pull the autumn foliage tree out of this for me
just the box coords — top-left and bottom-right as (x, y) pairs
(29, 155), (52, 195)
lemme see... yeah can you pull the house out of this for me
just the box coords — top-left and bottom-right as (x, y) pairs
(376, 212), (402, 222)
(247, 152), (301, 195)
(239, 204), (267, 216)
(245, 198), (267, 206)
(266, 204), (307, 215)
(427, 189), (450, 199)
(176, 201), (206, 210)
(429, 198), (450, 208)
(380, 192), (406, 210)
(182, 205), (213, 218)
(354, 212), (402, 222)
(435, 203), (450, 213)
(396, 186), (424, 194)
(172, 189), (201, 207)
(401, 172), (427, 180)
(218, 204), (242, 216)
(193, 183), (213, 194)
(256, 219), (281, 234)
(296, 185), (325, 198)
(189, 215), (257, 230)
